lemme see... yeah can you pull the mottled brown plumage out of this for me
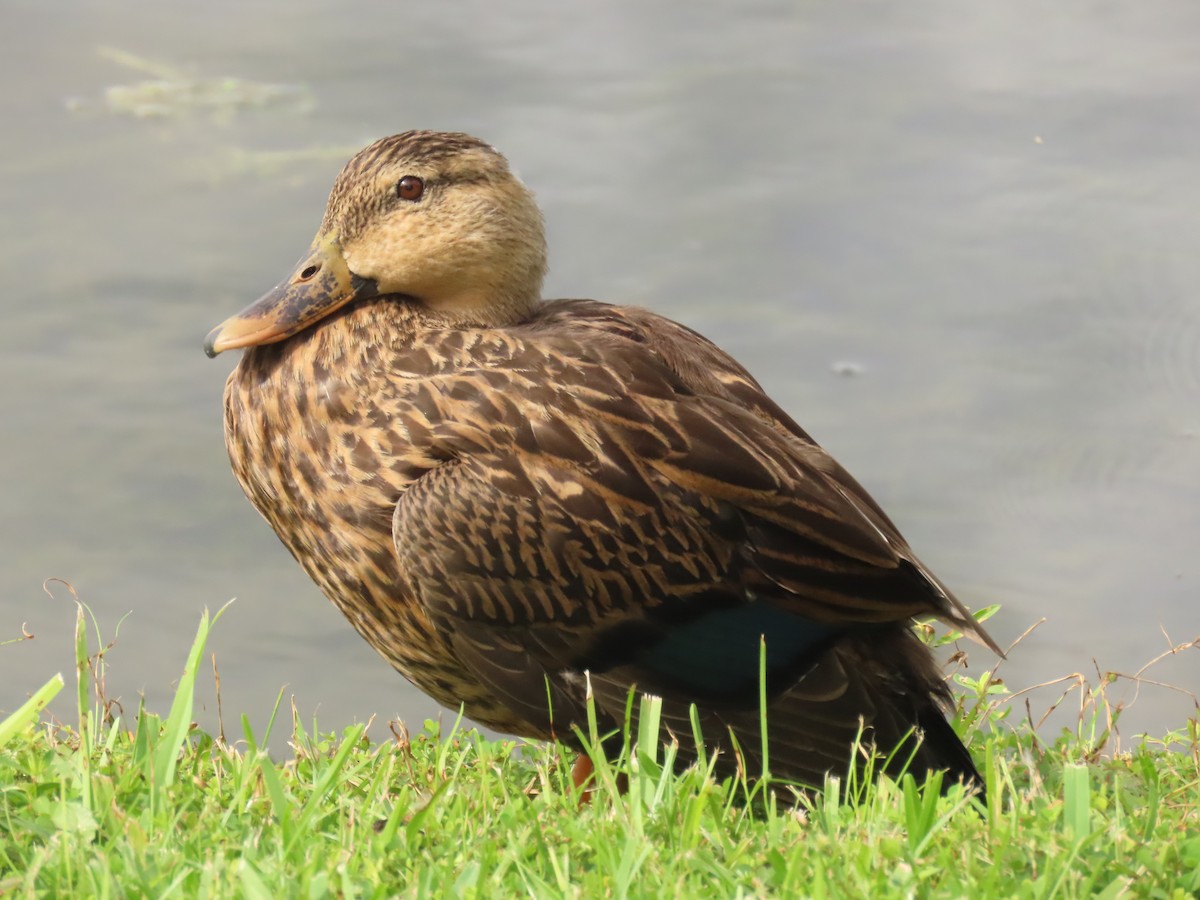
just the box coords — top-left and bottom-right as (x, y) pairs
(207, 131), (1000, 794)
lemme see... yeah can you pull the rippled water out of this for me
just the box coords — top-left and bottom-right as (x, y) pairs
(3, 0), (1197, 743)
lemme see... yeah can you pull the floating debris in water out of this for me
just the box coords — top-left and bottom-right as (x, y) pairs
(830, 360), (865, 377)
(102, 77), (312, 120)
(209, 145), (371, 179)
(67, 46), (314, 121)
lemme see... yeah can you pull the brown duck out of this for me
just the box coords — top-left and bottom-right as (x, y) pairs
(205, 131), (1000, 795)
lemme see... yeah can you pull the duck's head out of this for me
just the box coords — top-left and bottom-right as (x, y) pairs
(205, 131), (547, 356)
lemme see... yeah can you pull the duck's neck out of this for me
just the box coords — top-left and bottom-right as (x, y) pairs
(421, 288), (542, 328)
(313, 297), (434, 359)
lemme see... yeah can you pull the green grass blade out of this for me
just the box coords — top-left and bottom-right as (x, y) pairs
(153, 602), (232, 789)
(72, 601), (95, 814)
(1063, 763), (1092, 837)
(238, 859), (275, 900)
(758, 636), (770, 780)
(74, 601), (90, 751)
(635, 692), (662, 768)
(688, 703), (708, 773)
(0, 673), (63, 748)
(293, 724), (366, 843)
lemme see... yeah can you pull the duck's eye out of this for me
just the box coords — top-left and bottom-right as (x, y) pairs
(396, 176), (425, 202)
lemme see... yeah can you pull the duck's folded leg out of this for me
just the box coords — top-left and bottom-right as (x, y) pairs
(572, 754), (595, 793)
(571, 753), (630, 806)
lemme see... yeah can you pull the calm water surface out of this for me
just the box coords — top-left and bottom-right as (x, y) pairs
(3, 0), (1198, 743)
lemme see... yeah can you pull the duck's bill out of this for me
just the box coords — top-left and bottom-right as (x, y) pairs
(204, 233), (380, 357)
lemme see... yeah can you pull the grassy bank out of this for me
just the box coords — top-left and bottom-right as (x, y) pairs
(2, 605), (1198, 898)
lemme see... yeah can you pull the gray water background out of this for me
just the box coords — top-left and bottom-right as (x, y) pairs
(3, 0), (1198, 746)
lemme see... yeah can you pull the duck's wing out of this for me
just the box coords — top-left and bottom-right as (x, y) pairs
(520, 301), (997, 648)
(390, 304), (994, 772)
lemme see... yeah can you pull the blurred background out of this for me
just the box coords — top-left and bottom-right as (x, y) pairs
(2, 0), (1197, 746)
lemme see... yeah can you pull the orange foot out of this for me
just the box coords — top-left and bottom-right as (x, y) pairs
(572, 754), (596, 805)
(571, 754), (629, 806)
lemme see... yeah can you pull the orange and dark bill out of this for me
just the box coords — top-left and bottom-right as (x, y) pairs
(204, 232), (379, 357)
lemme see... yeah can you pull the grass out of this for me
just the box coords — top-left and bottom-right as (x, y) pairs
(1, 600), (1198, 898)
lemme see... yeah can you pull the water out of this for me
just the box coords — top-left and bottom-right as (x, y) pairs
(3, 0), (1197, 745)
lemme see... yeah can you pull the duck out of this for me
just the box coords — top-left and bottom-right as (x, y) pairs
(205, 130), (1000, 797)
